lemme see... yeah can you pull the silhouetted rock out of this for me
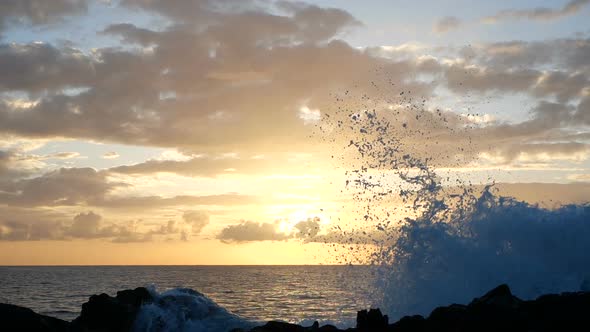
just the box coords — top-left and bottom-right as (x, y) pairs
(2, 284), (590, 332)
(356, 308), (388, 331)
(389, 315), (425, 331)
(0, 303), (70, 332)
(70, 287), (153, 332)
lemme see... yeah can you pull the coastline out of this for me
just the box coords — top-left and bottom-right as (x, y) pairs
(2, 284), (590, 332)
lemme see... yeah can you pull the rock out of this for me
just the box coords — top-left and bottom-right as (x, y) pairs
(0, 303), (70, 332)
(3, 284), (590, 332)
(70, 287), (153, 332)
(427, 303), (470, 327)
(356, 308), (388, 331)
(249, 320), (344, 332)
(388, 315), (425, 332)
(524, 291), (590, 331)
(250, 321), (306, 332)
(468, 284), (521, 309)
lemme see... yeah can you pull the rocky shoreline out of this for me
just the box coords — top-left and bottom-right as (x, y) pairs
(1, 284), (590, 331)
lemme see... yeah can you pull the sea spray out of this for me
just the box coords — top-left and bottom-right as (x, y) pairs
(133, 287), (257, 332)
(319, 85), (590, 320)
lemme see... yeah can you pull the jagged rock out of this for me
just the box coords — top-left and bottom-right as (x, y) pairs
(2, 284), (590, 332)
(469, 284), (522, 309)
(356, 308), (388, 331)
(0, 303), (70, 332)
(70, 287), (153, 332)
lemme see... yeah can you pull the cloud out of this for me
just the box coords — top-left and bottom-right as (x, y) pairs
(293, 217), (321, 238)
(483, 0), (590, 23)
(183, 210), (209, 234)
(0, 162), (261, 208)
(216, 217), (324, 243)
(0, 1), (432, 153)
(67, 211), (112, 238)
(48, 152), (81, 159)
(96, 193), (259, 209)
(102, 151), (120, 159)
(0, 208), (179, 242)
(575, 96), (590, 125)
(109, 155), (271, 177)
(0, 0), (88, 34)
(433, 16), (462, 33)
(465, 38), (590, 72)
(216, 217), (395, 244)
(0, 206), (64, 241)
(0, 167), (121, 207)
(107, 154), (319, 177)
(217, 220), (291, 243)
(568, 174), (590, 182)
(0, 42), (94, 92)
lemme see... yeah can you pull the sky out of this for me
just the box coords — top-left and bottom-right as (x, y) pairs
(0, 0), (589, 265)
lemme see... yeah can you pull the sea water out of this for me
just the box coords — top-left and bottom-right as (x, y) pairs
(0, 265), (373, 327)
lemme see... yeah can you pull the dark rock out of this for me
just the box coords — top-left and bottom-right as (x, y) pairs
(427, 303), (470, 328)
(0, 303), (70, 332)
(116, 287), (153, 307)
(70, 287), (153, 332)
(389, 315), (425, 332)
(356, 308), (388, 331)
(523, 291), (590, 331)
(249, 320), (344, 332)
(250, 321), (306, 332)
(469, 284), (521, 309)
(3, 284), (590, 332)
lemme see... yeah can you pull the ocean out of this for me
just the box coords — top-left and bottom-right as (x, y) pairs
(0, 265), (374, 326)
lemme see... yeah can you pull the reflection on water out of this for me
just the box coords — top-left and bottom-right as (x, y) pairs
(0, 265), (374, 323)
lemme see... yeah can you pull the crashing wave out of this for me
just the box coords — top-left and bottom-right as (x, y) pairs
(133, 287), (257, 332)
(320, 87), (590, 320)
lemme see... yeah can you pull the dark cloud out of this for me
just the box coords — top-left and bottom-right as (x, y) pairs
(0, 43), (94, 93)
(0, 0), (87, 34)
(433, 16), (462, 33)
(483, 0), (590, 23)
(0, 167), (120, 207)
(575, 96), (590, 125)
(0, 150), (21, 180)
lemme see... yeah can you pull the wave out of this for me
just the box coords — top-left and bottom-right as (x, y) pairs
(375, 194), (590, 319)
(321, 91), (590, 321)
(133, 287), (258, 332)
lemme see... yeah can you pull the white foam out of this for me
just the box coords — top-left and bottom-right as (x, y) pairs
(133, 287), (258, 332)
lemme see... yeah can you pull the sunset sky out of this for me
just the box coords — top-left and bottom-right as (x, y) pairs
(0, 0), (589, 265)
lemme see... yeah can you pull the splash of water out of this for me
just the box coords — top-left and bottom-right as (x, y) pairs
(133, 287), (257, 332)
(319, 86), (590, 320)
